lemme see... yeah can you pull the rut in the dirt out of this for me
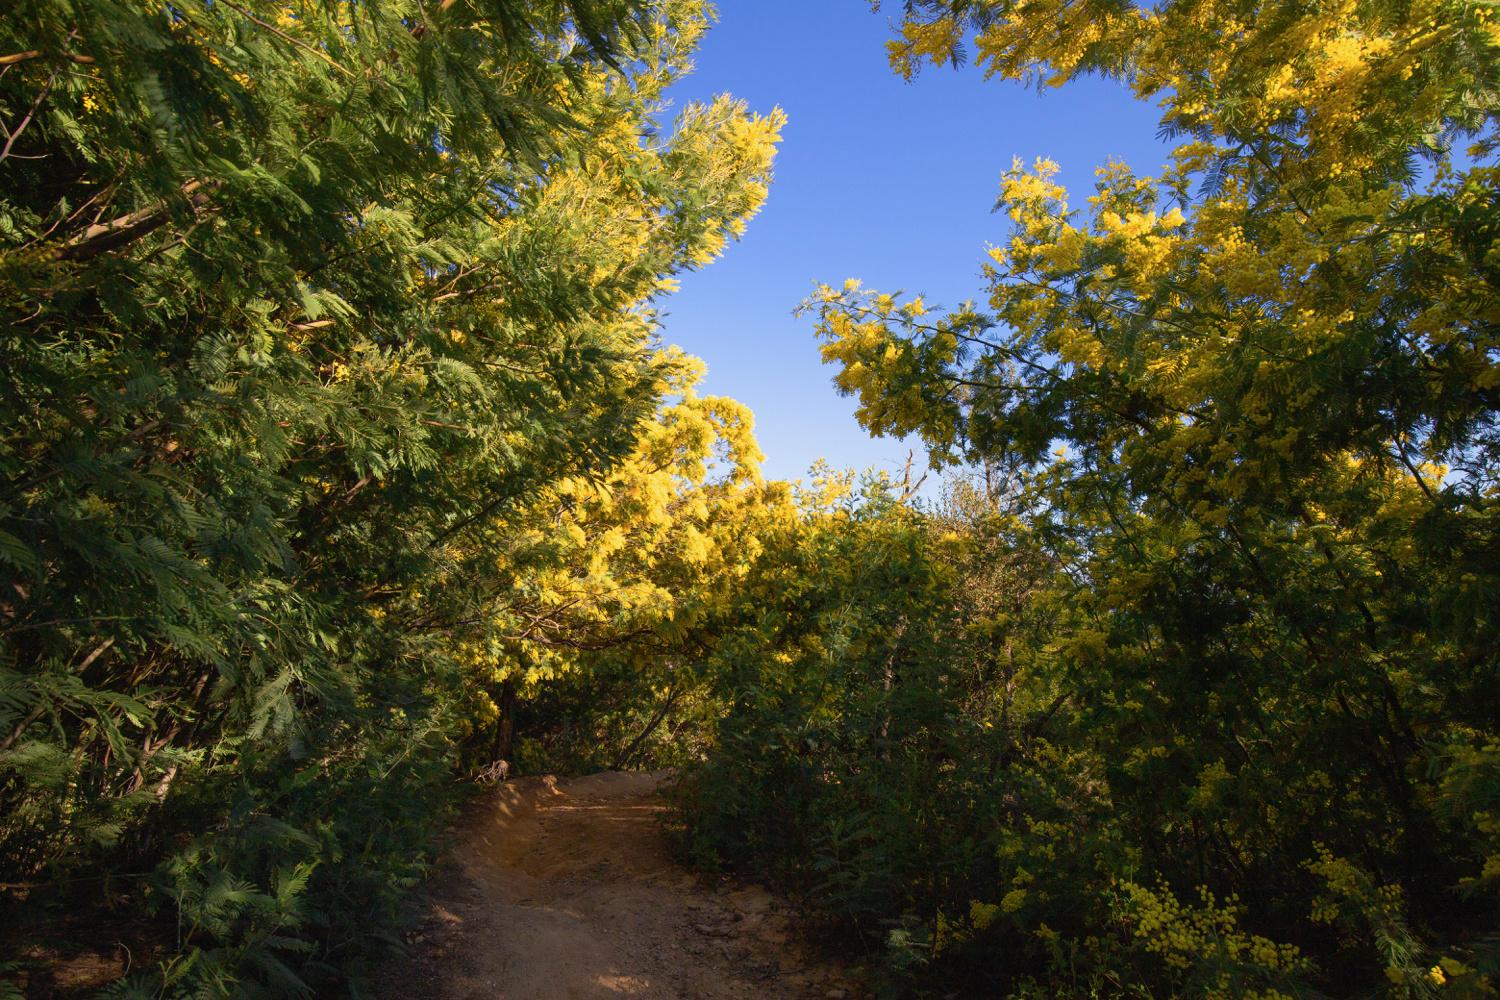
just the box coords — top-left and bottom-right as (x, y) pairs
(375, 771), (861, 1000)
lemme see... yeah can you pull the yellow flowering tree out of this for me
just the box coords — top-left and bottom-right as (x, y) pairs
(798, 0), (1500, 994)
(445, 354), (800, 766)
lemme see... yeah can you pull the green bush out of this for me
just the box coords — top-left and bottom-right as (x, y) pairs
(672, 470), (1500, 998)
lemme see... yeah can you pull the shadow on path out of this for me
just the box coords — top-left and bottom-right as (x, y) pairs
(374, 771), (860, 1000)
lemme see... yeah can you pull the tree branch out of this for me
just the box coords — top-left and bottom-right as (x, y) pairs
(53, 180), (217, 261)
(612, 681), (681, 770)
(1, 66), (58, 165)
(0, 50), (94, 67)
(215, 0), (356, 76)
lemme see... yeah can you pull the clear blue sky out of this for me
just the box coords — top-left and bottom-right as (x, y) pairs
(657, 2), (1172, 484)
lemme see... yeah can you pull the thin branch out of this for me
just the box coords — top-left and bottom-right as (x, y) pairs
(899, 448), (928, 502)
(0, 50), (95, 67)
(1393, 437), (1439, 502)
(612, 681), (681, 770)
(0, 638), (116, 755)
(216, 0), (356, 76)
(75, 636), (116, 673)
(1, 66), (58, 165)
(0, 702), (47, 752)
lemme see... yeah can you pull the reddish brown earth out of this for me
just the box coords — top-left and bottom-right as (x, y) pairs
(375, 770), (865, 1000)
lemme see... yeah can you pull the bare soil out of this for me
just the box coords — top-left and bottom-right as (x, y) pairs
(7, 907), (164, 998)
(375, 770), (864, 1000)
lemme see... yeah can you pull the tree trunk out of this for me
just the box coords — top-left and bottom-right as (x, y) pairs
(492, 679), (517, 763)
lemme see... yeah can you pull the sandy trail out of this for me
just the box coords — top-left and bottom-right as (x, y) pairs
(377, 771), (858, 1000)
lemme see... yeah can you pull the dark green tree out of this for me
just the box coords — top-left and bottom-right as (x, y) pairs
(0, 0), (779, 993)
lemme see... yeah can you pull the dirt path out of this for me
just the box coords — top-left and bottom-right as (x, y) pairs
(376, 771), (861, 1000)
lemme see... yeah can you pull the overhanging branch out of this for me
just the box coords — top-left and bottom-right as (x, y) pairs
(53, 180), (217, 261)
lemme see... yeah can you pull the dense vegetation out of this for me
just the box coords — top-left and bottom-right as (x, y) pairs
(5, 0), (1500, 997)
(679, 0), (1500, 996)
(0, 0), (782, 994)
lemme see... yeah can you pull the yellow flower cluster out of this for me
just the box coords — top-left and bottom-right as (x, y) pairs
(441, 356), (799, 714)
(1121, 880), (1311, 988)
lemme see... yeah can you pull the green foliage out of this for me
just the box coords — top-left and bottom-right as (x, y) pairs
(692, 0), (1500, 994)
(509, 654), (718, 775)
(671, 472), (1076, 991)
(0, 0), (779, 994)
(13, 1), (1500, 999)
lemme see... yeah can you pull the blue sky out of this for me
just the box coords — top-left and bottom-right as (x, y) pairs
(657, 2), (1173, 484)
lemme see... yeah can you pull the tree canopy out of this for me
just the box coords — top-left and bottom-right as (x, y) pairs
(9, 0), (1500, 996)
(0, 1), (780, 994)
(785, 0), (1500, 994)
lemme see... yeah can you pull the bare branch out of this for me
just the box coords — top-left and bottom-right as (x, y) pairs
(54, 179), (217, 261)
(0, 50), (94, 67)
(1, 67), (58, 165)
